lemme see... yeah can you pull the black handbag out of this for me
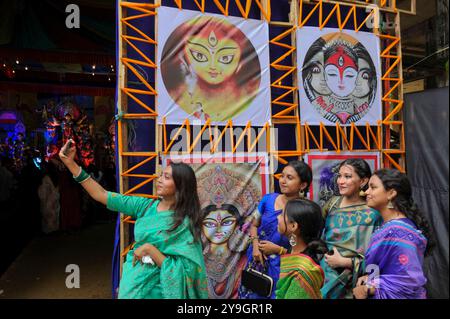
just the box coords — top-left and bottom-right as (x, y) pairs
(241, 262), (273, 297)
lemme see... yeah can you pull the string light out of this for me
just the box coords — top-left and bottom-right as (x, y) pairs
(25, 66), (28, 71)
(92, 64), (96, 70)
(16, 59), (19, 64)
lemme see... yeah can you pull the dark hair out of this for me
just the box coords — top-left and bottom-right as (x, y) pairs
(286, 160), (313, 195)
(168, 162), (202, 242)
(202, 203), (244, 227)
(338, 158), (372, 191)
(284, 199), (328, 264)
(373, 169), (435, 255)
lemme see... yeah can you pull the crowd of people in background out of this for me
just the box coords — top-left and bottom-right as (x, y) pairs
(0, 122), (116, 237)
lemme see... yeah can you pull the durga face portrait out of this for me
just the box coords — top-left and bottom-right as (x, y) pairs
(302, 33), (377, 124)
(161, 16), (261, 122)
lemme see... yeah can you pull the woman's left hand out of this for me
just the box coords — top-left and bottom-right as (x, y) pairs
(353, 285), (369, 299)
(356, 275), (368, 287)
(132, 243), (154, 266)
(324, 247), (350, 269)
(258, 241), (280, 255)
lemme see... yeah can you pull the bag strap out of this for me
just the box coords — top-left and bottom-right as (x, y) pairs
(325, 241), (365, 259)
(323, 196), (341, 218)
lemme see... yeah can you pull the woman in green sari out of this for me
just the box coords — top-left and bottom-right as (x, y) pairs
(59, 139), (208, 299)
(320, 159), (382, 299)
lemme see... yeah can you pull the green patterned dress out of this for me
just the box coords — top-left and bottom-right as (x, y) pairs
(276, 253), (324, 299)
(107, 192), (208, 299)
(320, 196), (382, 299)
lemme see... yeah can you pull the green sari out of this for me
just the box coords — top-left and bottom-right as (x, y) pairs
(107, 192), (208, 299)
(276, 253), (324, 299)
(320, 196), (382, 299)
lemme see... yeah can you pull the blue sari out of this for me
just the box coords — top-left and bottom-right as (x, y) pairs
(239, 193), (290, 299)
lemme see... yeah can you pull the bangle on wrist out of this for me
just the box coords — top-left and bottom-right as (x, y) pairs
(73, 167), (91, 183)
(73, 166), (82, 178)
(278, 247), (285, 255)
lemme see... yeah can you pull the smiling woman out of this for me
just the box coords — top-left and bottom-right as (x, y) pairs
(239, 161), (313, 299)
(320, 158), (382, 299)
(57, 140), (208, 299)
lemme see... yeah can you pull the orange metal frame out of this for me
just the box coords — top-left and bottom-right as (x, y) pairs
(117, 0), (406, 263)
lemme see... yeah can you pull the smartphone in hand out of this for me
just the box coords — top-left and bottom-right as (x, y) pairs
(64, 140), (73, 156)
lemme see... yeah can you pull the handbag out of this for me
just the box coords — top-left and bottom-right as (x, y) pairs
(241, 262), (273, 297)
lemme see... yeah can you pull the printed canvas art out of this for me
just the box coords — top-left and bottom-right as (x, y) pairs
(162, 153), (269, 298)
(157, 6), (271, 126)
(297, 27), (382, 125)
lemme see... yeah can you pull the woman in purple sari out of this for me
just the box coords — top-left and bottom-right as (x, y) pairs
(353, 169), (434, 299)
(239, 161), (313, 299)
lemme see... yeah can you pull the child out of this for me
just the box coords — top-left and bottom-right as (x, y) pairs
(276, 199), (327, 299)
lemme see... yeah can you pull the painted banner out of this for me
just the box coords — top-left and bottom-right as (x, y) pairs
(304, 151), (380, 206)
(157, 6), (271, 126)
(297, 27), (382, 125)
(162, 153), (269, 298)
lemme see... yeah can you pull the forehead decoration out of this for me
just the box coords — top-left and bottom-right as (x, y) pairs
(325, 46), (357, 71)
(208, 31), (218, 48)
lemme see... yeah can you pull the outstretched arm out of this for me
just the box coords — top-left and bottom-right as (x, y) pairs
(59, 139), (107, 205)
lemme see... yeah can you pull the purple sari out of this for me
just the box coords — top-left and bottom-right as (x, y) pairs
(365, 218), (428, 299)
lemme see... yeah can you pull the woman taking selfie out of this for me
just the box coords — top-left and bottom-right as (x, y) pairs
(59, 139), (208, 299)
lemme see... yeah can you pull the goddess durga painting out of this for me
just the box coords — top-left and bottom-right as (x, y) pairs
(160, 16), (262, 122)
(301, 32), (379, 124)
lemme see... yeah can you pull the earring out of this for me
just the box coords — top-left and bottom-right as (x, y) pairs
(387, 200), (394, 209)
(299, 190), (305, 198)
(289, 234), (297, 247)
(359, 189), (366, 197)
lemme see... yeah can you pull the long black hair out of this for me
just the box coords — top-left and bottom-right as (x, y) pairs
(168, 162), (202, 242)
(284, 199), (328, 264)
(338, 158), (372, 192)
(373, 169), (435, 256)
(287, 160), (313, 195)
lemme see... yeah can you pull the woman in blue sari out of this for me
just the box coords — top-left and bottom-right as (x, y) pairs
(239, 161), (312, 299)
(353, 169), (434, 299)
